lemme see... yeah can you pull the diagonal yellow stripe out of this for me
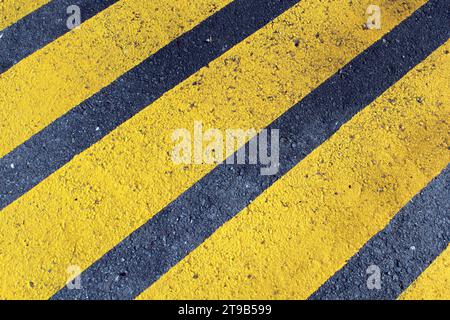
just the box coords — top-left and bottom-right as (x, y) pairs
(0, 0), (50, 30)
(0, 0), (232, 159)
(138, 41), (450, 300)
(399, 246), (450, 300)
(0, 0), (428, 299)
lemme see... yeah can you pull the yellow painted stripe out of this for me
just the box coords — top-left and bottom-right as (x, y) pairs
(0, 0), (232, 158)
(0, 0), (50, 30)
(138, 41), (450, 300)
(399, 246), (450, 300)
(0, 0), (428, 299)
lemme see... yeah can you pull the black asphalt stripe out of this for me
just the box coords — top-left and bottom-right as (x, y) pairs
(309, 165), (450, 300)
(0, 0), (118, 74)
(0, 0), (301, 210)
(52, 0), (450, 300)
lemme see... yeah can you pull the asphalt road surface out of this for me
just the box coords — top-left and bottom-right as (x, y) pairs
(0, 0), (448, 300)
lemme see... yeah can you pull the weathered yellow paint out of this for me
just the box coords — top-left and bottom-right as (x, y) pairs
(400, 246), (450, 300)
(138, 42), (450, 300)
(0, 0), (232, 158)
(0, 0), (50, 30)
(0, 0), (428, 299)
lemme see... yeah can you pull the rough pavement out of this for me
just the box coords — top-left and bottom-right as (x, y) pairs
(0, 0), (448, 300)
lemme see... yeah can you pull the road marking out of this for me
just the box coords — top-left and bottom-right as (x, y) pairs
(311, 165), (449, 300)
(137, 39), (449, 299)
(0, 0), (309, 299)
(0, 0), (49, 30)
(399, 245), (450, 300)
(52, 1), (449, 300)
(0, 0), (119, 74)
(2, 0), (428, 300)
(0, 0), (443, 300)
(0, 0), (232, 160)
(0, 0), (300, 210)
